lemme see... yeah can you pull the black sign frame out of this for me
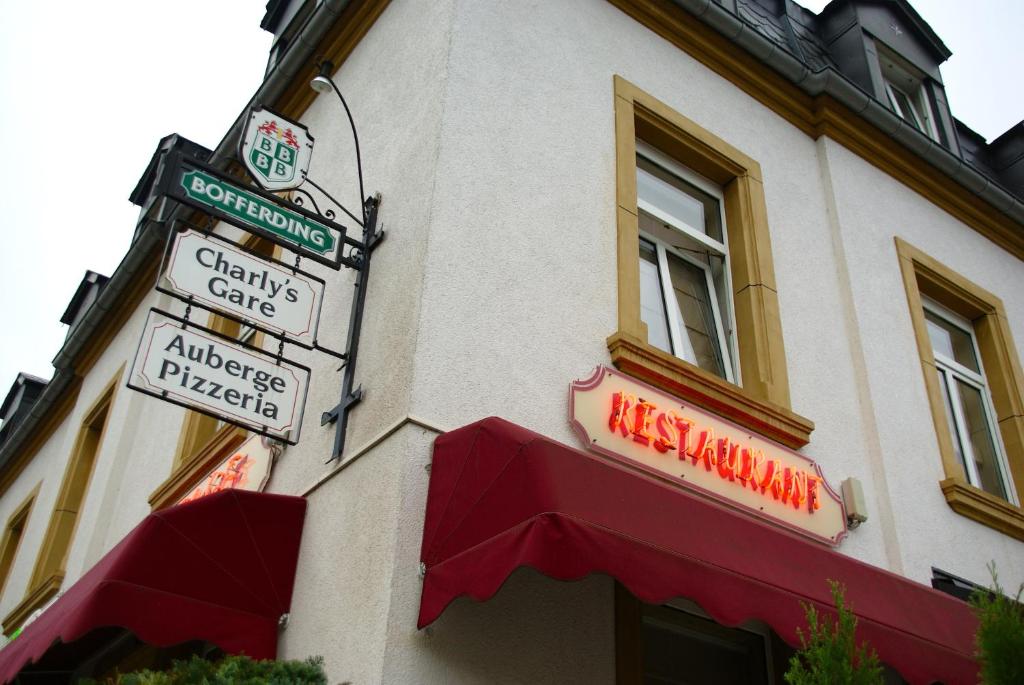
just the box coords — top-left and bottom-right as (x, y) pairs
(127, 308), (312, 445)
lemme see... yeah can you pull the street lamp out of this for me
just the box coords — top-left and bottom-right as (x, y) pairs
(309, 59), (383, 463)
(309, 60), (368, 226)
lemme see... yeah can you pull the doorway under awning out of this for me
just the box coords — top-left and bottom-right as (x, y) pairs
(418, 417), (978, 685)
(0, 489), (307, 684)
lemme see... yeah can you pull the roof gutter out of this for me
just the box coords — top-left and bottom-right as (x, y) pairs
(672, 0), (1024, 224)
(0, 0), (353, 475)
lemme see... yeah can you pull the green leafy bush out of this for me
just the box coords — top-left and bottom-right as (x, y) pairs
(971, 563), (1024, 685)
(784, 580), (883, 685)
(80, 653), (327, 685)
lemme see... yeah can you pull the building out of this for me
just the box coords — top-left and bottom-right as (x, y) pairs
(0, 0), (1021, 682)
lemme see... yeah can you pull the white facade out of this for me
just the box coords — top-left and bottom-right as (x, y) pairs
(0, 0), (1020, 683)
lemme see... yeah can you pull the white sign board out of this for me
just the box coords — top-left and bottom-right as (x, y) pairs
(240, 107), (313, 192)
(129, 311), (309, 442)
(162, 230), (324, 345)
(570, 366), (847, 545)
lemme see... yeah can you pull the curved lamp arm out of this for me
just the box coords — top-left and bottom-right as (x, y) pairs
(311, 60), (368, 226)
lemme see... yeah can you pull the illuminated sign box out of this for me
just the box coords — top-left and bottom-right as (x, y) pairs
(178, 434), (277, 505)
(570, 366), (847, 545)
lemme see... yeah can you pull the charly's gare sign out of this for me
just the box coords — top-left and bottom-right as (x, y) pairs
(571, 366), (847, 545)
(161, 229), (325, 346)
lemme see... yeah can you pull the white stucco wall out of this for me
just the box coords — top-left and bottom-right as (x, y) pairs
(0, 0), (1021, 681)
(399, 0), (1023, 592)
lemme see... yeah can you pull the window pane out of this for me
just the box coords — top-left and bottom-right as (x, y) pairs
(936, 370), (968, 475)
(955, 380), (1007, 499)
(890, 86), (922, 131)
(665, 253), (725, 378)
(925, 311), (980, 373)
(639, 240), (672, 354)
(637, 157), (723, 243)
(642, 610), (767, 685)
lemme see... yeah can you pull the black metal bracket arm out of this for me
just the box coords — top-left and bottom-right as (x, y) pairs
(320, 193), (384, 461)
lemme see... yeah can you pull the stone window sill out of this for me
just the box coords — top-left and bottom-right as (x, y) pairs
(3, 572), (61, 636)
(607, 331), (813, 449)
(940, 477), (1024, 542)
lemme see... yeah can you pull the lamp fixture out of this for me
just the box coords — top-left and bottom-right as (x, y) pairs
(310, 60), (334, 94)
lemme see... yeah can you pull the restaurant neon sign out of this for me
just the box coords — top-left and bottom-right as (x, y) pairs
(608, 391), (823, 513)
(571, 366), (847, 545)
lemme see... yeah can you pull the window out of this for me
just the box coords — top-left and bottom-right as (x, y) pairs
(636, 147), (735, 382)
(0, 486), (38, 599)
(924, 298), (1016, 503)
(896, 238), (1024, 540)
(611, 76), (813, 449)
(615, 585), (788, 685)
(3, 368), (121, 635)
(878, 46), (938, 140)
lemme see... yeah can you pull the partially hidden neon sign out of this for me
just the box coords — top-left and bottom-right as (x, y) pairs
(177, 434), (277, 505)
(570, 366), (847, 545)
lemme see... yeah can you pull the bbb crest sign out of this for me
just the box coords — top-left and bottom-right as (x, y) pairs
(240, 107), (313, 192)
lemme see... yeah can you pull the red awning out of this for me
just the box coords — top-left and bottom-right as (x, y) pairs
(419, 417), (979, 685)
(0, 489), (306, 683)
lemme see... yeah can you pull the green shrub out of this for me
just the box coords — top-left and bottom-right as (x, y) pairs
(784, 580), (883, 685)
(971, 563), (1024, 685)
(79, 653), (327, 685)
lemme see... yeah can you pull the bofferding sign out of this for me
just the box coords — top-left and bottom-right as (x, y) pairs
(163, 156), (345, 269)
(570, 366), (847, 545)
(129, 310), (309, 443)
(178, 434), (277, 505)
(162, 230), (324, 345)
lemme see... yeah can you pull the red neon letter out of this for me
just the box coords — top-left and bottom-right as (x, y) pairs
(674, 415), (695, 461)
(609, 392), (636, 437)
(748, 450), (768, 492)
(632, 400), (657, 446)
(806, 475), (821, 513)
(654, 412), (678, 453)
(760, 460), (784, 499)
(785, 470), (808, 510)
(735, 447), (753, 485)
(691, 429), (717, 471)
(716, 439), (738, 481)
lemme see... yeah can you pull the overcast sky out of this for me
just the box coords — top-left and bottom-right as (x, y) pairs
(0, 0), (1021, 400)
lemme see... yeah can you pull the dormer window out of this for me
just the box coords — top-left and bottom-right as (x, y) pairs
(878, 46), (938, 140)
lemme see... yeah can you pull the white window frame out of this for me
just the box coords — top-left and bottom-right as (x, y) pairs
(878, 45), (940, 141)
(885, 80), (939, 140)
(924, 297), (1018, 504)
(636, 143), (738, 383)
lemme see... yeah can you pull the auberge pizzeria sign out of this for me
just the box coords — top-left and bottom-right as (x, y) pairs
(570, 366), (847, 545)
(129, 310), (310, 443)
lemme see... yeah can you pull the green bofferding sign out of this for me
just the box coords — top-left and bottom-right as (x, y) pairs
(180, 170), (336, 255)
